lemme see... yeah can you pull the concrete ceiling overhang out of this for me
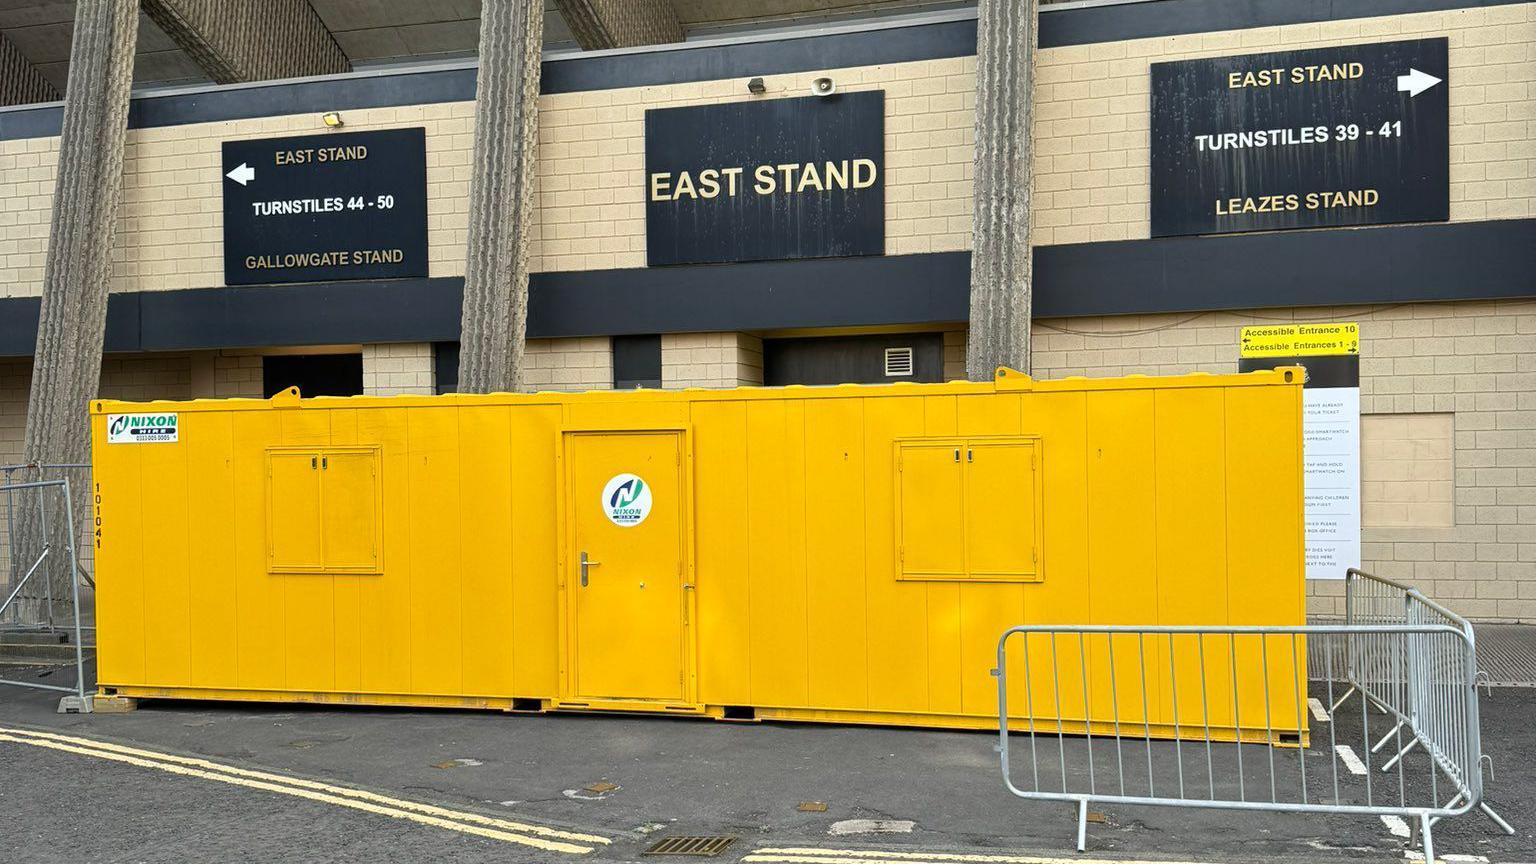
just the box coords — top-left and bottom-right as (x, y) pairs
(0, 0), (984, 97)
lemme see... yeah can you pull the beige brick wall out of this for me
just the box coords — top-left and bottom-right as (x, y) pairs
(737, 334), (765, 386)
(942, 328), (966, 380)
(191, 350), (258, 400)
(98, 354), (194, 403)
(1033, 3), (1536, 244)
(537, 59), (975, 269)
(1021, 299), (1536, 622)
(524, 337), (613, 393)
(4, 5), (1529, 296)
(662, 332), (764, 389)
(190, 350), (279, 400)
(0, 55), (974, 298)
(0, 354), (199, 465)
(0, 106), (476, 298)
(1362, 413), (1456, 529)
(210, 353), (267, 399)
(362, 342), (435, 396)
(0, 358), (26, 465)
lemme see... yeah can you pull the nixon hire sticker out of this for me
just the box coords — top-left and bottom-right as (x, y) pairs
(601, 473), (652, 527)
(107, 413), (179, 444)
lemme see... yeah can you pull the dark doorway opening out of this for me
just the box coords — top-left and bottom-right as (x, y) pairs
(433, 341), (460, 394)
(763, 332), (944, 386)
(262, 353), (364, 398)
(613, 335), (662, 389)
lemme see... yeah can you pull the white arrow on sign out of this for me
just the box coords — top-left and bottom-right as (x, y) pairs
(1397, 68), (1442, 98)
(225, 163), (255, 186)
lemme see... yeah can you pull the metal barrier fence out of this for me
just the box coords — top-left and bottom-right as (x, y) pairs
(1333, 567), (1514, 837)
(0, 475), (91, 708)
(995, 615), (1491, 858)
(2, 463), (94, 613)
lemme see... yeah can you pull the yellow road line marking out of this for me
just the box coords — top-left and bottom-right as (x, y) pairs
(740, 854), (1210, 860)
(0, 731), (595, 854)
(747, 848), (1213, 864)
(745, 856), (1032, 864)
(0, 725), (606, 845)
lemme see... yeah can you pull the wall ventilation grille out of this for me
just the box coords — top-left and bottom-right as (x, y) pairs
(884, 347), (915, 377)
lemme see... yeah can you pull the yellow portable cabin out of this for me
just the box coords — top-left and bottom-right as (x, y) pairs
(91, 367), (1306, 740)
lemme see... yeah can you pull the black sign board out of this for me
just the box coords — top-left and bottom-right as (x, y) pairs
(222, 127), (428, 285)
(1239, 355), (1360, 389)
(1151, 38), (1448, 238)
(645, 91), (884, 267)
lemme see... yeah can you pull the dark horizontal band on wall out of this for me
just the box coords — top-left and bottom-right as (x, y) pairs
(531, 252), (969, 337)
(2, 219), (1533, 358)
(1036, 218), (1536, 317)
(2, 0), (1523, 141)
(0, 253), (969, 356)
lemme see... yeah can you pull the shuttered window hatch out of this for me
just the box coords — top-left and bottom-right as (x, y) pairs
(643, 836), (738, 857)
(884, 346), (915, 376)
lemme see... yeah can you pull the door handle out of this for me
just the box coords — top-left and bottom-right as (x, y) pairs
(580, 551), (601, 587)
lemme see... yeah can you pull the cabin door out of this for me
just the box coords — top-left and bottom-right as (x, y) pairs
(563, 431), (687, 702)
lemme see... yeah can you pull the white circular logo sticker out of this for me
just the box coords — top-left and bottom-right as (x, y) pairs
(601, 473), (652, 527)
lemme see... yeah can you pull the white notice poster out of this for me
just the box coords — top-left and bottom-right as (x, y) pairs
(1303, 387), (1360, 580)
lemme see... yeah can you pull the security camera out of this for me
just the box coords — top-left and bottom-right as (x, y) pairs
(810, 77), (836, 97)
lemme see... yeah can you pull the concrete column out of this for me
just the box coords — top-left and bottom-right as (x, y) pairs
(554, 0), (683, 50)
(142, 0), (349, 84)
(1, 31), (58, 106)
(23, 0), (137, 466)
(965, 0), (1035, 380)
(17, 0), (138, 621)
(457, 0), (545, 394)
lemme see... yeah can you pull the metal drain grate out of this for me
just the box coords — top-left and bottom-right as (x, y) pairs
(643, 836), (737, 857)
(1477, 624), (1536, 687)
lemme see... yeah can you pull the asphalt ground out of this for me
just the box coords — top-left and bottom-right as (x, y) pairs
(0, 661), (1531, 864)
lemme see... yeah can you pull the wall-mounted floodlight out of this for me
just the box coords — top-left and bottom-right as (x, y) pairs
(322, 111), (345, 128)
(747, 77), (766, 95)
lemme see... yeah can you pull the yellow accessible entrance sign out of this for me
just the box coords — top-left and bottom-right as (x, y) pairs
(1239, 322), (1359, 358)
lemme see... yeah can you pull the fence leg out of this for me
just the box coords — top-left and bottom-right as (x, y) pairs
(1371, 720), (1405, 753)
(63, 479), (90, 713)
(1075, 798), (1088, 852)
(1478, 802), (1515, 836)
(1328, 685), (1357, 714)
(1420, 812), (1435, 864)
(1381, 737), (1419, 772)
